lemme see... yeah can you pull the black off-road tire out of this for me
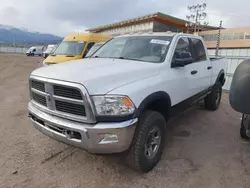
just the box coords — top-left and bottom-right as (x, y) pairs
(204, 82), (222, 111)
(240, 125), (249, 140)
(124, 110), (166, 173)
(240, 114), (250, 140)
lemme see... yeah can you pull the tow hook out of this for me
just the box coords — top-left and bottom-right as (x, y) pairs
(63, 130), (82, 140)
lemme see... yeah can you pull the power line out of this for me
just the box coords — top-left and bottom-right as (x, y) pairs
(186, 3), (208, 33)
(206, 12), (250, 19)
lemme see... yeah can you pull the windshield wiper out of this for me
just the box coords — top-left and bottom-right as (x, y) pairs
(109, 57), (124, 59)
(50, 54), (56, 56)
(66, 54), (75, 57)
(89, 56), (124, 59)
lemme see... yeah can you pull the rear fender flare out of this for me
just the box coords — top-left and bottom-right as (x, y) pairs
(215, 69), (225, 86)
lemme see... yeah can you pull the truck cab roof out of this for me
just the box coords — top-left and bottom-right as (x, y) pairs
(115, 32), (203, 40)
(63, 33), (112, 43)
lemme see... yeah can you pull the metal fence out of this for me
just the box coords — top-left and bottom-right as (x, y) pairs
(208, 48), (250, 91)
(0, 46), (29, 54)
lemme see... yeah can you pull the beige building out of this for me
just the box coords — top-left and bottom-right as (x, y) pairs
(87, 12), (218, 36)
(199, 27), (250, 49)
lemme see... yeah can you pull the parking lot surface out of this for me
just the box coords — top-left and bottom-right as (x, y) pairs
(1, 53), (250, 188)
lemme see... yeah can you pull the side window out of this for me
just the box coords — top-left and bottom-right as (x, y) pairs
(172, 37), (192, 62)
(83, 42), (95, 57)
(191, 38), (207, 62)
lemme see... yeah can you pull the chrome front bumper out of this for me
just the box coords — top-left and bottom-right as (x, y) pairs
(28, 102), (137, 154)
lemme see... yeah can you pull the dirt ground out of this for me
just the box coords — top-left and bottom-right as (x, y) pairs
(0, 53), (250, 188)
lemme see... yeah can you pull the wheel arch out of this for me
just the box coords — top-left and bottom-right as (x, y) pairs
(216, 69), (225, 86)
(133, 91), (171, 122)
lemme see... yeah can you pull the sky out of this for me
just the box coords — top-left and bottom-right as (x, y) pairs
(0, 0), (250, 37)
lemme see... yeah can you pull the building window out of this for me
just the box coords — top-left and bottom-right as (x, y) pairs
(233, 33), (240, 40)
(238, 33), (245, 39)
(245, 34), (250, 39)
(213, 34), (218, 41)
(223, 33), (229, 40)
(201, 32), (246, 41)
(228, 33), (234, 40)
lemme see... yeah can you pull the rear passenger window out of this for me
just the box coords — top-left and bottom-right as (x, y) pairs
(191, 38), (207, 62)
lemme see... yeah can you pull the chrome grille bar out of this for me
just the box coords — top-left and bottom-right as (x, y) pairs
(32, 92), (47, 106)
(53, 95), (84, 105)
(54, 85), (82, 100)
(55, 100), (86, 116)
(31, 80), (45, 92)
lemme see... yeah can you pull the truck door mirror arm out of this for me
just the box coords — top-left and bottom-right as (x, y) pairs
(172, 57), (193, 68)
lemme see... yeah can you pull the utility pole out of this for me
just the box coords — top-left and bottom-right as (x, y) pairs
(215, 21), (223, 57)
(194, 9), (198, 33)
(186, 3), (207, 34)
(11, 29), (16, 53)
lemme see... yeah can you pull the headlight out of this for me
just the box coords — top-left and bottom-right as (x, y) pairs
(92, 95), (135, 116)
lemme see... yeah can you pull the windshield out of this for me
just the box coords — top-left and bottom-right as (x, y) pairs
(53, 41), (86, 55)
(92, 36), (173, 63)
(86, 43), (104, 57)
(45, 46), (56, 53)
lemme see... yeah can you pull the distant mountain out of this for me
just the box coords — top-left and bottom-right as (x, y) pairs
(0, 24), (63, 45)
(0, 24), (15, 30)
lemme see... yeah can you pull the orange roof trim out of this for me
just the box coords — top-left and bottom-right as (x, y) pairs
(87, 12), (218, 33)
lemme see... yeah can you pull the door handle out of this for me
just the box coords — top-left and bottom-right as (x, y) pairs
(191, 70), (198, 75)
(207, 66), (212, 70)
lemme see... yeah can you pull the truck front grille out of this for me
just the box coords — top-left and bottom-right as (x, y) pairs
(30, 79), (87, 121)
(31, 80), (45, 92)
(32, 92), (47, 106)
(54, 85), (82, 100)
(55, 100), (86, 116)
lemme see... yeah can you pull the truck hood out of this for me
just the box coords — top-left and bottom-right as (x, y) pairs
(31, 58), (160, 94)
(44, 55), (81, 64)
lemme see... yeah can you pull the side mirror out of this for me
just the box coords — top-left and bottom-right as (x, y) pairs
(173, 59), (186, 67)
(172, 52), (193, 68)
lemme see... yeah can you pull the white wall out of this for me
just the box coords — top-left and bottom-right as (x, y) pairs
(208, 48), (250, 91)
(98, 21), (154, 36)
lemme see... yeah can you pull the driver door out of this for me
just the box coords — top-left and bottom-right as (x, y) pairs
(170, 37), (195, 103)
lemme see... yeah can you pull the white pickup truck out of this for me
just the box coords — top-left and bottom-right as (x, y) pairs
(28, 33), (226, 172)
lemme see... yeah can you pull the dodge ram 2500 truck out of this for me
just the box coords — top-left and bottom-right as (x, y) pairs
(28, 33), (226, 172)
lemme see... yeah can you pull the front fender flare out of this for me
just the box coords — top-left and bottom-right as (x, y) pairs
(133, 91), (171, 118)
